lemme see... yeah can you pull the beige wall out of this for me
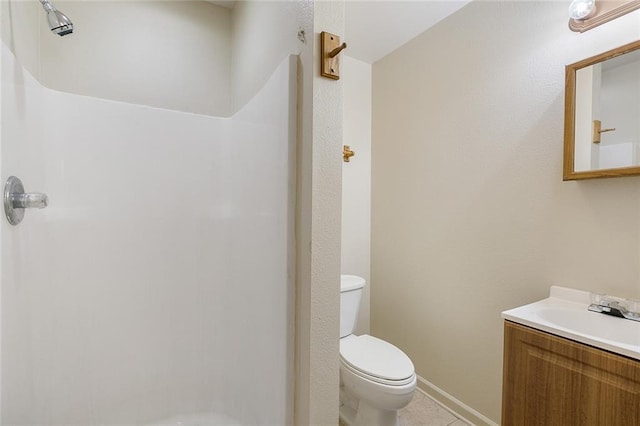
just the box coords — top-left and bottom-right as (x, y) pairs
(371, 1), (640, 423)
(3, 1), (232, 116)
(298, 1), (344, 422)
(342, 55), (372, 334)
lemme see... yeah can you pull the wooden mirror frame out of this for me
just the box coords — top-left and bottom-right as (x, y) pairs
(563, 40), (640, 181)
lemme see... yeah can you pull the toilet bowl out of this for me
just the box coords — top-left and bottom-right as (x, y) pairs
(339, 275), (416, 426)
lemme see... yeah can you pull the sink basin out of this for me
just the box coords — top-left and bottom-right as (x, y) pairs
(535, 307), (640, 347)
(502, 286), (640, 360)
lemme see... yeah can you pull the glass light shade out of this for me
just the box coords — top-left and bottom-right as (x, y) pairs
(569, 0), (596, 20)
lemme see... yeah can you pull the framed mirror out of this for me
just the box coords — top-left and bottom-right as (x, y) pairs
(564, 40), (640, 180)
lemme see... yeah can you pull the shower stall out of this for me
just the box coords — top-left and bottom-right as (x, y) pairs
(1, 1), (298, 424)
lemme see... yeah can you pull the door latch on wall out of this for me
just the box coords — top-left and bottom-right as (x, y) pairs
(343, 145), (355, 162)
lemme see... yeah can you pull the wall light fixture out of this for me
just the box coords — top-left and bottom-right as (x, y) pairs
(569, 0), (596, 20)
(569, 0), (640, 32)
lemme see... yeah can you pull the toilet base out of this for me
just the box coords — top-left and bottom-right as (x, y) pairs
(339, 387), (400, 426)
(355, 400), (399, 426)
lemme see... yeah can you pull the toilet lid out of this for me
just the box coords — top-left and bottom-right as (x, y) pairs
(340, 335), (414, 382)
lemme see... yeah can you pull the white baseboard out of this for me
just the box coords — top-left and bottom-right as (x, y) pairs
(415, 375), (499, 426)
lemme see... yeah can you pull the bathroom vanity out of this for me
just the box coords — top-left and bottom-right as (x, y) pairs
(501, 287), (640, 425)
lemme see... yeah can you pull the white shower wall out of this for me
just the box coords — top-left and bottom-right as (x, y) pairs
(1, 43), (295, 424)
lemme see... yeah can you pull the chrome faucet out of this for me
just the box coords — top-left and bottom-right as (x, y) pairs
(588, 295), (640, 322)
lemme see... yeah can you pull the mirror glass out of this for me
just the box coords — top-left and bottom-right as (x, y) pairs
(564, 40), (640, 180)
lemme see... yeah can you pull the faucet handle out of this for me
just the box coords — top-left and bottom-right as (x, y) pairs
(589, 293), (608, 306)
(11, 192), (48, 209)
(625, 299), (640, 317)
(589, 293), (640, 321)
(3, 176), (49, 225)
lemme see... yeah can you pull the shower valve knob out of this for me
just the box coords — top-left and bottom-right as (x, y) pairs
(11, 192), (49, 209)
(3, 176), (49, 225)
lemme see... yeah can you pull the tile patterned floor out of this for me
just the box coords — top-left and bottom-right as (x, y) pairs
(398, 389), (470, 426)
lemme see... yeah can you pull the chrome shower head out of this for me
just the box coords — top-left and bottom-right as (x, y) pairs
(39, 0), (73, 36)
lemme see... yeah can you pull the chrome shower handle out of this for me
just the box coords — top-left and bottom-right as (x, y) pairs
(11, 192), (48, 209)
(4, 176), (49, 225)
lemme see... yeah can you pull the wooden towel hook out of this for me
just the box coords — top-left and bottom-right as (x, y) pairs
(321, 32), (347, 80)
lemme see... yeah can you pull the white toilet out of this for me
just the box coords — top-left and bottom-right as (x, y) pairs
(339, 275), (416, 426)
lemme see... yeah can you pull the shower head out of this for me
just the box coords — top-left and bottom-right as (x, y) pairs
(39, 0), (73, 36)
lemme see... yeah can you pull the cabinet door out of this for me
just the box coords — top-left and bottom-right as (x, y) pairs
(502, 321), (640, 425)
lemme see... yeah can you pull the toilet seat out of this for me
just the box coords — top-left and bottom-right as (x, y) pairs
(340, 335), (415, 386)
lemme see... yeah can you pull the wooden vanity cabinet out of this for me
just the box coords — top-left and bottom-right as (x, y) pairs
(502, 321), (640, 425)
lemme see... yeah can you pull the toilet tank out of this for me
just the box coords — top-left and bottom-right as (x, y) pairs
(340, 275), (366, 338)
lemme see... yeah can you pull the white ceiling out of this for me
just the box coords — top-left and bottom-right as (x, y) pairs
(205, 0), (471, 64)
(345, 1), (471, 64)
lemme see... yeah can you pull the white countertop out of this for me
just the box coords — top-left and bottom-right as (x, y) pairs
(501, 286), (640, 361)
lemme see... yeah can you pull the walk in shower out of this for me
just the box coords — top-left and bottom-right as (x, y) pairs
(1, 1), (297, 424)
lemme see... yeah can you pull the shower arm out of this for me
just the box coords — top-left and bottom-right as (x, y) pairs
(39, 0), (56, 12)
